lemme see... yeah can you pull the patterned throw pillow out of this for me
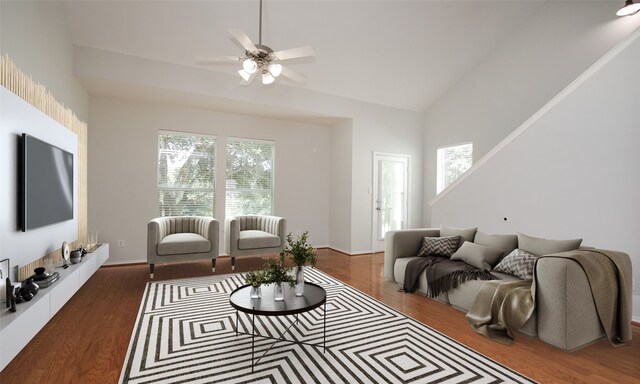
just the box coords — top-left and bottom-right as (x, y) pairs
(493, 249), (539, 279)
(418, 236), (461, 258)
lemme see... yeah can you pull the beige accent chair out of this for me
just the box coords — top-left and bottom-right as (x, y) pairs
(225, 215), (286, 270)
(147, 216), (219, 278)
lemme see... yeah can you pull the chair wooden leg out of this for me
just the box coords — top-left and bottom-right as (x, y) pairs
(149, 263), (155, 279)
(212, 258), (216, 273)
(231, 257), (235, 271)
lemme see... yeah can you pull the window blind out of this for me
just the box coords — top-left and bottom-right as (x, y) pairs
(157, 131), (216, 217)
(225, 138), (275, 217)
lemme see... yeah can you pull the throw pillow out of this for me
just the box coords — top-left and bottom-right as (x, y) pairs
(451, 241), (504, 270)
(440, 226), (477, 250)
(517, 233), (582, 256)
(474, 231), (518, 257)
(418, 236), (461, 258)
(493, 249), (539, 279)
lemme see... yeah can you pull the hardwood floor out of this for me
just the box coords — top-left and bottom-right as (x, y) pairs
(1, 249), (638, 383)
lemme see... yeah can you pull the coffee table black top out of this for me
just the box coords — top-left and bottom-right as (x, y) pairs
(229, 282), (326, 316)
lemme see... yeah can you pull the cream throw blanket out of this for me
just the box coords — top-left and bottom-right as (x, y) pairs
(466, 249), (632, 346)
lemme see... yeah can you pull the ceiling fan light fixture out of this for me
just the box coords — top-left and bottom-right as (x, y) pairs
(242, 58), (258, 74)
(238, 69), (252, 81)
(262, 71), (275, 85)
(268, 62), (282, 78)
(617, 0), (640, 16)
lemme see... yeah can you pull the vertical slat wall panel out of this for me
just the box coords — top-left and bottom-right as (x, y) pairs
(0, 55), (89, 281)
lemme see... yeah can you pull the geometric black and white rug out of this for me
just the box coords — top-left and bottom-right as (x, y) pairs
(119, 268), (536, 383)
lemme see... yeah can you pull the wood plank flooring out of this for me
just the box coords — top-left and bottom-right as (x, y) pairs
(1, 249), (638, 383)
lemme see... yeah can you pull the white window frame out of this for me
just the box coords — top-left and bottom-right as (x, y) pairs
(436, 141), (473, 194)
(157, 130), (216, 217)
(225, 137), (275, 218)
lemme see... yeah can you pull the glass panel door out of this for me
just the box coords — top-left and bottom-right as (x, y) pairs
(373, 153), (409, 251)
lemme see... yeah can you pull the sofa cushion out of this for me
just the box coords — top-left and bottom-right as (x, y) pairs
(440, 226), (477, 249)
(158, 233), (211, 256)
(451, 241), (504, 270)
(474, 231), (518, 258)
(517, 233), (582, 256)
(238, 230), (281, 250)
(417, 236), (460, 258)
(493, 249), (538, 279)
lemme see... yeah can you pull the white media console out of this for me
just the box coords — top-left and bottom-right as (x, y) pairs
(0, 243), (109, 370)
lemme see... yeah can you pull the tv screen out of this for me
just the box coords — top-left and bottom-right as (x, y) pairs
(21, 133), (74, 231)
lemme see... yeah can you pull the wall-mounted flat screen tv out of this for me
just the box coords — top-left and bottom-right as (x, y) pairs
(21, 133), (74, 231)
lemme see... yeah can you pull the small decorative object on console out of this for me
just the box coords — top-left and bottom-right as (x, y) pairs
(5, 277), (12, 309)
(22, 278), (39, 297)
(0, 258), (9, 305)
(70, 249), (82, 264)
(9, 282), (16, 312)
(30, 267), (60, 288)
(61, 241), (70, 269)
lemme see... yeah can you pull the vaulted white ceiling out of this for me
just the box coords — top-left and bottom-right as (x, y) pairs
(62, 1), (548, 112)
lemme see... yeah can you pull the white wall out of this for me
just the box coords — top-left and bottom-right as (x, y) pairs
(329, 119), (353, 253)
(75, 47), (425, 254)
(88, 96), (331, 264)
(423, 2), (640, 223)
(350, 107), (424, 253)
(0, 0), (89, 121)
(430, 30), (640, 320)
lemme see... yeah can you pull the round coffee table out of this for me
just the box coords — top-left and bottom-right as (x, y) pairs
(229, 282), (326, 371)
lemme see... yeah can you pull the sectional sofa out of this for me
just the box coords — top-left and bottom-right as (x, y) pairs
(384, 227), (631, 351)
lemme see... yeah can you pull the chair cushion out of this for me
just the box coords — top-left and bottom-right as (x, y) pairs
(158, 233), (211, 256)
(238, 230), (281, 250)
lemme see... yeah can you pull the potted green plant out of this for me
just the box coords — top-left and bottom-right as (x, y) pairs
(244, 270), (267, 299)
(264, 253), (295, 301)
(283, 231), (317, 296)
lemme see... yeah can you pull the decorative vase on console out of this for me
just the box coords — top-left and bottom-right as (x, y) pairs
(284, 231), (317, 297)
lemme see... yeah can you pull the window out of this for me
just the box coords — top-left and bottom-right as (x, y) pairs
(436, 142), (473, 194)
(157, 131), (216, 217)
(225, 138), (275, 217)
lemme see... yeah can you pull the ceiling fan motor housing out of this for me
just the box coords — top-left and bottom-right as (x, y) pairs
(247, 44), (275, 67)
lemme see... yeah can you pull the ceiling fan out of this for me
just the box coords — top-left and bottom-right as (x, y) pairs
(195, 0), (315, 86)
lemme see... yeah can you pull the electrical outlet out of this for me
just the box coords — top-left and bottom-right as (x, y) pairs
(118, 240), (125, 247)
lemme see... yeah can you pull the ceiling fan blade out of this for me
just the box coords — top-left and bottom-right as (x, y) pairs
(280, 66), (308, 85)
(272, 46), (316, 61)
(195, 56), (242, 65)
(229, 28), (259, 54)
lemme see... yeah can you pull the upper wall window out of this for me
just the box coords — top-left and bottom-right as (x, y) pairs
(157, 131), (216, 217)
(225, 138), (275, 217)
(436, 142), (473, 194)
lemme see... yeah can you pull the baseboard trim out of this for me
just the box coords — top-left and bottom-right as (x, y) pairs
(102, 260), (146, 267)
(326, 247), (376, 257)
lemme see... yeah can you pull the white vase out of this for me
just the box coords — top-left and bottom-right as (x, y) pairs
(273, 281), (285, 301)
(295, 266), (304, 296)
